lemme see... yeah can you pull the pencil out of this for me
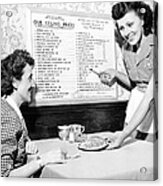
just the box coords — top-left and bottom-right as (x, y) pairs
(89, 68), (100, 76)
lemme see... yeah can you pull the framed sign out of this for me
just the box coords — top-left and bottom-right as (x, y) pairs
(26, 8), (117, 106)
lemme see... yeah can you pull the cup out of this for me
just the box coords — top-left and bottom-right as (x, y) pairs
(69, 124), (85, 142)
(58, 125), (70, 141)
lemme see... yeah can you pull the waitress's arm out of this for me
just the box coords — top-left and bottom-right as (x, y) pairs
(121, 74), (154, 140)
(116, 71), (133, 90)
(99, 69), (132, 90)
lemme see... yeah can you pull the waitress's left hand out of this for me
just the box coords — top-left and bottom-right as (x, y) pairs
(106, 131), (125, 150)
(26, 141), (38, 154)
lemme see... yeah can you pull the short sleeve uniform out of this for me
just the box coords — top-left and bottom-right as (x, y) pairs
(122, 34), (157, 135)
(122, 34), (155, 90)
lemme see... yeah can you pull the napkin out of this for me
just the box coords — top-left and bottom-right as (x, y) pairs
(60, 141), (80, 160)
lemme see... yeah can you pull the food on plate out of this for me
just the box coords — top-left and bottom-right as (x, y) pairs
(78, 135), (109, 151)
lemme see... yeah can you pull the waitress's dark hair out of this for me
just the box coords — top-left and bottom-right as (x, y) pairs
(1, 49), (34, 97)
(112, 1), (153, 36)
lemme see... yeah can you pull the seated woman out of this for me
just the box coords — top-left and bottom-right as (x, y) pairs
(1, 50), (64, 177)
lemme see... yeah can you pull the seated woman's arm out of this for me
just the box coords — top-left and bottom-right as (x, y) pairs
(9, 158), (43, 177)
(8, 149), (64, 177)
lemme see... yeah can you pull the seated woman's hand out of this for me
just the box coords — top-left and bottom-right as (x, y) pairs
(26, 141), (38, 155)
(99, 69), (117, 86)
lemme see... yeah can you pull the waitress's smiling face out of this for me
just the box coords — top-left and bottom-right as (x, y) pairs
(117, 11), (144, 46)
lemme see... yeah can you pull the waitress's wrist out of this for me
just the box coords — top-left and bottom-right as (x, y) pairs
(122, 122), (130, 138)
(122, 123), (132, 139)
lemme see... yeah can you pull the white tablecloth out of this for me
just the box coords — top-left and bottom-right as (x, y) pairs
(34, 132), (157, 180)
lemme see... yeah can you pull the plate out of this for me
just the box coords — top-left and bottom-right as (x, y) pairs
(78, 136), (109, 151)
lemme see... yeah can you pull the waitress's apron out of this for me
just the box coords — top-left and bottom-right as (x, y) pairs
(124, 87), (156, 136)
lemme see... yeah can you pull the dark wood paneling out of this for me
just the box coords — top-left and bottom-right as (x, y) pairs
(21, 101), (128, 140)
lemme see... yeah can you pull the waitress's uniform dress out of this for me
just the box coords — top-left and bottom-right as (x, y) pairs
(122, 34), (158, 141)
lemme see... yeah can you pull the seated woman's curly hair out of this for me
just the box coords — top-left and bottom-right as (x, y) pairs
(1, 49), (34, 97)
(112, 1), (154, 37)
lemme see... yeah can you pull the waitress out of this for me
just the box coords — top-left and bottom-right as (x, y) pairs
(99, 1), (157, 142)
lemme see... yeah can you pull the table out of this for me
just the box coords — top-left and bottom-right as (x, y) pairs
(34, 132), (157, 180)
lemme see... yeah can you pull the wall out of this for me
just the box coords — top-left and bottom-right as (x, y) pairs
(1, 2), (113, 58)
(1, 2), (128, 139)
(1, 1), (129, 98)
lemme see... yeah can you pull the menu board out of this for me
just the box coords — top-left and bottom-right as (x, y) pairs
(27, 9), (117, 106)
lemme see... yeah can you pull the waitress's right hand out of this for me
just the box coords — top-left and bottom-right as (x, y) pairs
(99, 69), (117, 87)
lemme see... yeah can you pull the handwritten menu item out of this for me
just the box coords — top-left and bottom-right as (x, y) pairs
(27, 9), (117, 106)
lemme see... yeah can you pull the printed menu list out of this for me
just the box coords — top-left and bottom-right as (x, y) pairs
(31, 11), (117, 106)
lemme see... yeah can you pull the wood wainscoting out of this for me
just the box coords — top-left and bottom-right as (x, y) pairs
(21, 101), (128, 140)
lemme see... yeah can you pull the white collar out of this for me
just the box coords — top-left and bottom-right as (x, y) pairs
(5, 96), (23, 120)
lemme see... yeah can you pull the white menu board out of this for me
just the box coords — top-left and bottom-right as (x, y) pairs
(27, 8), (117, 106)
